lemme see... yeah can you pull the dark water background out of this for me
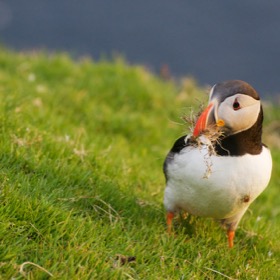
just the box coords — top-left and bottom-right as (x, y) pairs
(1, 0), (280, 100)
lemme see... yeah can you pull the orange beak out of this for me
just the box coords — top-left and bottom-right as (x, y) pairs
(193, 102), (214, 137)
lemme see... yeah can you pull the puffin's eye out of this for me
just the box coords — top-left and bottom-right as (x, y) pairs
(233, 99), (241, 110)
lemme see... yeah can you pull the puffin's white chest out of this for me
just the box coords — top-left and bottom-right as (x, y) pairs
(164, 143), (272, 219)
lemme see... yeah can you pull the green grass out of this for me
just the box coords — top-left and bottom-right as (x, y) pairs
(0, 48), (279, 279)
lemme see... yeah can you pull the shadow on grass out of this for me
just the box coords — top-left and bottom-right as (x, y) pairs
(0, 152), (164, 229)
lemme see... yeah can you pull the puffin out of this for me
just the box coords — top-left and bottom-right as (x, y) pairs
(163, 80), (272, 248)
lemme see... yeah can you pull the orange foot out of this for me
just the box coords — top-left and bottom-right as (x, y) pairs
(227, 229), (235, 248)
(166, 212), (174, 234)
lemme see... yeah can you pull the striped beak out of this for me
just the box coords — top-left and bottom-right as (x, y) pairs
(193, 102), (214, 137)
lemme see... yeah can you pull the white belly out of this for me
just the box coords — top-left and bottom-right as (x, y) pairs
(164, 143), (272, 219)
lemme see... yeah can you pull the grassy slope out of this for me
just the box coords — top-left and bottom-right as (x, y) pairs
(0, 48), (279, 279)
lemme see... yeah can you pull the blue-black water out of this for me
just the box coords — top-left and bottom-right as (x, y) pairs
(1, 0), (280, 99)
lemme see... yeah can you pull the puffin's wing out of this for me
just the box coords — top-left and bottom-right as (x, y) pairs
(163, 135), (188, 181)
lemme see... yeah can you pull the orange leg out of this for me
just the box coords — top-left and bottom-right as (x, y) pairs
(227, 229), (235, 248)
(167, 212), (174, 234)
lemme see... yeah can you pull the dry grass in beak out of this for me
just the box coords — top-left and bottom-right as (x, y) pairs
(181, 102), (206, 133)
(181, 103), (226, 156)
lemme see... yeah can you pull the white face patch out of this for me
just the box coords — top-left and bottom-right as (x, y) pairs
(217, 94), (261, 134)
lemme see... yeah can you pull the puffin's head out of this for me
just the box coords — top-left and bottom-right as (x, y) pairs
(193, 80), (261, 137)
